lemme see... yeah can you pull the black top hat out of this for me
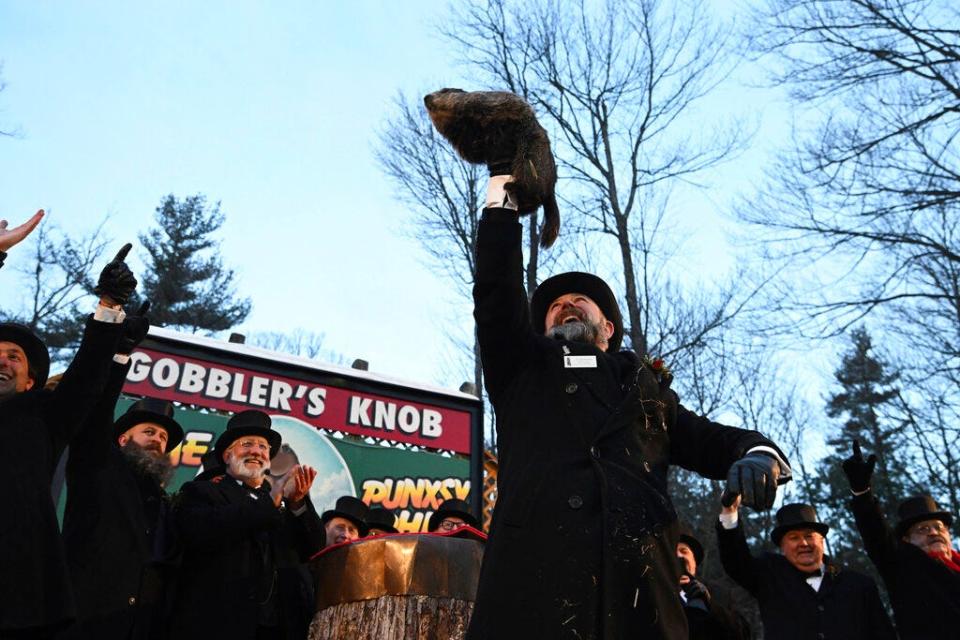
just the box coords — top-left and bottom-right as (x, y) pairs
(366, 506), (398, 534)
(895, 495), (954, 537)
(427, 498), (480, 532)
(771, 503), (830, 546)
(321, 496), (370, 535)
(113, 398), (184, 453)
(677, 530), (705, 568)
(530, 272), (624, 352)
(213, 410), (282, 461)
(0, 322), (50, 388)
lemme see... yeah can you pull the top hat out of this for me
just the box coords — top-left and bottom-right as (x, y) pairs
(366, 506), (399, 534)
(771, 503), (830, 546)
(530, 272), (623, 352)
(321, 496), (370, 535)
(427, 498), (480, 532)
(113, 398), (184, 452)
(0, 322), (50, 388)
(895, 495), (954, 537)
(677, 529), (705, 568)
(213, 410), (282, 461)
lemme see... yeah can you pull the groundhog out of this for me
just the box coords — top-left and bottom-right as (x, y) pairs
(423, 88), (560, 248)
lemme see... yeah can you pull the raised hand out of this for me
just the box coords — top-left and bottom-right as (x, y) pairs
(842, 439), (877, 493)
(118, 301), (151, 355)
(95, 243), (137, 306)
(0, 209), (45, 252)
(724, 453), (780, 510)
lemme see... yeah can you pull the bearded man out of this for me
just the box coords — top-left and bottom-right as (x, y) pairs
(61, 303), (179, 640)
(170, 410), (324, 640)
(844, 441), (960, 637)
(466, 168), (794, 639)
(1, 243), (136, 639)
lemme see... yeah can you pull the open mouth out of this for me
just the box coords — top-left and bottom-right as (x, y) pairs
(0, 372), (11, 382)
(562, 315), (582, 324)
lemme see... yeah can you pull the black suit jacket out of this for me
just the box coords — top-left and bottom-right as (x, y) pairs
(717, 520), (896, 640)
(169, 475), (324, 640)
(852, 491), (960, 639)
(466, 210), (789, 640)
(62, 360), (176, 640)
(0, 317), (121, 632)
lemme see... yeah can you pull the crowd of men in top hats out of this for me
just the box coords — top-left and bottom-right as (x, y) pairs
(0, 213), (485, 640)
(3, 187), (959, 639)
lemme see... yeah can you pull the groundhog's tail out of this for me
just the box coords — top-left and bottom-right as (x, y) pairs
(539, 192), (560, 248)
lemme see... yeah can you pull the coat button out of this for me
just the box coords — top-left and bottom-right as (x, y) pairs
(568, 494), (583, 509)
(590, 446), (600, 459)
(128, 596), (137, 606)
(565, 382), (578, 394)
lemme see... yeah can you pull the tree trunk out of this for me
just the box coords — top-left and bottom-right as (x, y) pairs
(309, 595), (474, 640)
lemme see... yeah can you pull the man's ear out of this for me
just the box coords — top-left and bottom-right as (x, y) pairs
(118, 433), (129, 447)
(602, 319), (615, 341)
(24, 378), (35, 391)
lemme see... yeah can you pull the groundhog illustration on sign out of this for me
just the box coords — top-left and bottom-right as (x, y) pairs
(424, 88), (560, 248)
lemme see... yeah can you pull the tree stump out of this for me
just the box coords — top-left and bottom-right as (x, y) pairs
(308, 533), (484, 640)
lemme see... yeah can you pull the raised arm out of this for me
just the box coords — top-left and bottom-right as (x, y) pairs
(843, 441), (899, 576)
(0, 209), (44, 269)
(715, 496), (764, 596)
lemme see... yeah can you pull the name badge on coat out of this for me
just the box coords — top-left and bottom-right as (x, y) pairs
(564, 355), (597, 368)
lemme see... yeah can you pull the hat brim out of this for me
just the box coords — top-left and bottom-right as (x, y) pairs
(530, 272), (623, 352)
(114, 410), (184, 453)
(321, 510), (370, 536)
(214, 426), (282, 460)
(0, 324), (50, 388)
(427, 508), (480, 532)
(771, 522), (830, 546)
(895, 511), (954, 538)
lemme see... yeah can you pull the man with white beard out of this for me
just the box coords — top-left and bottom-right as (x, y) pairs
(170, 410), (325, 640)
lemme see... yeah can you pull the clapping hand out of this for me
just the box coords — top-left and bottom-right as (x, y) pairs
(842, 439), (876, 493)
(95, 243), (137, 306)
(0, 210), (44, 252)
(282, 465), (318, 507)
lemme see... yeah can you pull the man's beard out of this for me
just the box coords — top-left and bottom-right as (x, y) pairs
(121, 441), (174, 488)
(547, 319), (604, 346)
(227, 454), (270, 483)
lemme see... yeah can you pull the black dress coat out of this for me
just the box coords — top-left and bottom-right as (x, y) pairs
(466, 210), (788, 640)
(168, 475), (325, 640)
(852, 491), (960, 639)
(1, 317), (122, 633)
(716, 520), (896, 640)
(61, 361), (176, 640)
(682, 588), (752, 640)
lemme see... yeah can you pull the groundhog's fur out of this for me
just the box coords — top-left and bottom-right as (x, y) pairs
(424, 88), (560, 248)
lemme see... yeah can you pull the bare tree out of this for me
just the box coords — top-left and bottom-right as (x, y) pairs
(444, 0), (754, 356)
(248, 329), (345, 365)
(0, 218), (110, 361)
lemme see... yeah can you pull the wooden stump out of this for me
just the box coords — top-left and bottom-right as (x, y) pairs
(308, 595), (474, 640)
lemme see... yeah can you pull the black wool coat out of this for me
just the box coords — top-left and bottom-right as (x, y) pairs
(852, 491), (960, 639)
(168, 475), (325, 640)
(62, 361), (177, 640)
(0, 317), (121, 633)
(716, 521), (896, 640)
(683, 589), (753, 640)
(466, 210), (786, 640)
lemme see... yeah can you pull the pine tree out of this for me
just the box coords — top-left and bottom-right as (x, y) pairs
(137, 194), (251, 333)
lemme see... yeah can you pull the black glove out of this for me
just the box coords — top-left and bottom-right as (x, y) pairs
(682, 578), (712, 608)
(725, 452), (780, 510)
(842, 439), (876, 493)
(95, 243), (137, 305)
(117, 301), (150, 355)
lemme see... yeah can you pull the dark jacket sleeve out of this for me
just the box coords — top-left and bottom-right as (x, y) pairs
(66, 360), (130, 470)
(175, 481), (283, 550)
(850, 491), (898, 581)
(42, 315), (123, 448)
(472, 209), (538, 403)
(0, 250), (6, 270)
(285, 497), (325, 561)
(716, 519), (764, 596)
(670, 403), (789, 480)
(862, 575), (897, 639)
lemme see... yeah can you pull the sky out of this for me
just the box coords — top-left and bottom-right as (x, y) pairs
(0, 0), (816, 400)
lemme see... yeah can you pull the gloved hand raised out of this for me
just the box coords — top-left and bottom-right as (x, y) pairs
(682, 578), (712, 608)
(723, 452), (780, 510)
(117, 301), (150, 355)
(842, 439), (876, 493)
(95, 243), (137, 306)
